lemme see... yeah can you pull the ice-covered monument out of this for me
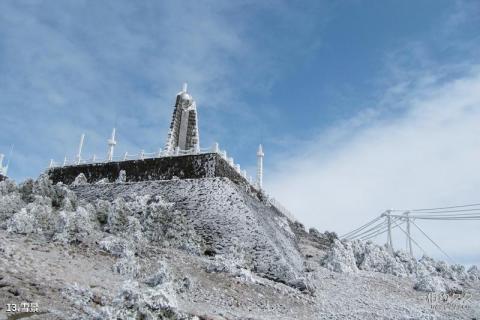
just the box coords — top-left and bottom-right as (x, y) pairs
(47, 84), (257, 191)
(164, 83), (200, 154)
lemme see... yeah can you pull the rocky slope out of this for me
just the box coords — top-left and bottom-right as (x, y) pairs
(0, 175), (479, 319)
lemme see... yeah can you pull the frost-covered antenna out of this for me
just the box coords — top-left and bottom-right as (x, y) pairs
(182, 82), (188, 93)
(76, 133), (85, 165)
(256, 144), (264, 189)
(107, 128), (117, 161)
(0, 153), (5, 176)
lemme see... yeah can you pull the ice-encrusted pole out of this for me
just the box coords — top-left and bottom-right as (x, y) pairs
(107, 128), (117, 162)
(256, 144), (264, 189)
(404, 211), (413, 256)
(386, 210), (394, 255)
(76, 133), (85, 165)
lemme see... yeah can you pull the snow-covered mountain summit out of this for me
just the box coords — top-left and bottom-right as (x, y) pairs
(0, 174), (479, 319)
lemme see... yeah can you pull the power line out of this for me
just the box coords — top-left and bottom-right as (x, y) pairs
(359, 221), (390, 241)
(396, 223), (429, 257)
(341, 215), (384, 239)
(391, 203), (480, 213)
(410, 215), (480, 221)
(410, 220), (455, 264)
(346, 219), (388, 240)
(361, 217), (403, 241)
(389, 213), (480, 220)
(412, 208), (480, 214)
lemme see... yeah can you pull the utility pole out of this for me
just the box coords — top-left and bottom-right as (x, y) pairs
(386, 210), (394, 255)
(76, 134), (85, 165)
(404, 211), (413, 256)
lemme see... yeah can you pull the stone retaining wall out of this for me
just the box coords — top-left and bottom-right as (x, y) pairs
(47, 153), (257, 193)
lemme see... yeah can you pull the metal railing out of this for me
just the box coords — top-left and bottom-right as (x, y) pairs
(268, 196), (297, 222)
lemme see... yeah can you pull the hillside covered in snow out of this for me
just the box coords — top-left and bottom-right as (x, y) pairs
(0, 175), (479, 319)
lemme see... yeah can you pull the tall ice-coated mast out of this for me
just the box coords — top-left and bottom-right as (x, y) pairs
(76, 134), (85, 165)
(256, 144), (264, 189)
(164, 83), (200, 154)
(107, 128), (117, 161)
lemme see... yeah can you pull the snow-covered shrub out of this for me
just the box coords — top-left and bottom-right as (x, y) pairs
(99, 236), (131, 257)
(394, 250), (418, 275)
(33, 174), (56, 197)
(321, 239), (358, 273)
(235, 268), (257, 284)
(113, 250), (140, 278)
(102, 194), (201, 255)
(274, 215), (295, 238)
(110, 280), (180, 319)
(468, 265), (480, 281)
(0, 179), (17, 195)
(144, 262), (170, 287)
(53, 206), (98, 244)
(450, 264), (469, 282)
(358, 243), (407, 277)
(116, 170), (126, 183)
(15, 175), (77, 210)
(72, 173), (88, 186)
(7, 208), (36, 234)
(414, 270), (446, 292)
(63, 279), (188, 320)
(324, 238), (477, 293)
(107, 198), (130, 233)
(95, 178), (109, 185)
(206, 255), (239, 274)
(134, 195), (203, 254)
(0, 192), (25, 224)
(94, 199), (111, 225)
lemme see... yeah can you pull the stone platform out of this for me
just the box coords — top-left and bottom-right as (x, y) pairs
(47, 153), (256, 192)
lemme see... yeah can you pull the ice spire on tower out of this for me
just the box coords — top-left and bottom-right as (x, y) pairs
(164, 83), (200, 154)
(256, 144), (264, 189)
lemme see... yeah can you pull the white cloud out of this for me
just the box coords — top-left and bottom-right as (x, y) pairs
(268, 67), (480, 265)
(0, 1), (328, 180)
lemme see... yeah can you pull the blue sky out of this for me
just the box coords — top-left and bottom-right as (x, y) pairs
(1, 1), (480, 264)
